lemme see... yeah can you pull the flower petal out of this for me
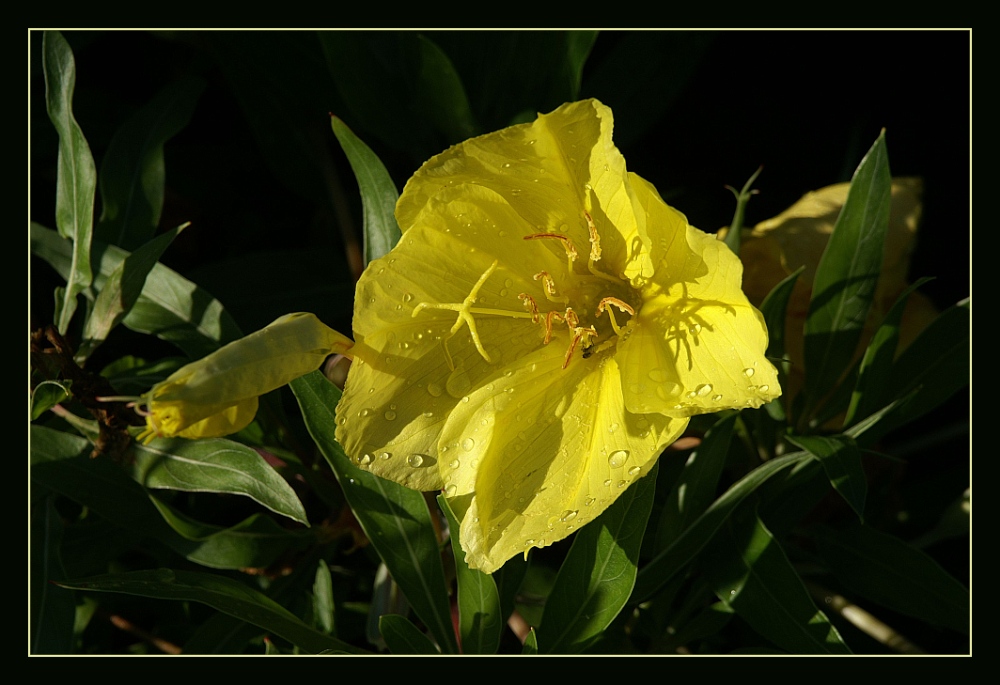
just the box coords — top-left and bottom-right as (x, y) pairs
(618, 175), (780, 416)
(438, 342), (686, 574)
(174, 397), (259, 439)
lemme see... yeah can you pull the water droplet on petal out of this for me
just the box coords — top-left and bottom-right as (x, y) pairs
(712, 394), (723, 401)
(448, 459), (460, 469)
(608, 450), (629, 468)
(744, 367), (755, 378)
(407, 454), (426, 468)
(427, 382), (443, 397)
(462, 438), (476, 451)
(444, 484), (457, 497)
(628, 466), (641, 476)
(384, 410), (396, 420)
(359, 454), (372, 465)
(584, 497), (596, 506)
(402, 293), (413, 303)
(617, 480), (628, 488)
(647, 368), (668, 383)
(603, 479), (612, 487)
(379, 452), (391, 461)
(758, 384), (769, 393)
(696, 383), (713, 396)
(359, 408), (371, 417)
(560, 509), (578, 522)
(608, 422), (619, 434)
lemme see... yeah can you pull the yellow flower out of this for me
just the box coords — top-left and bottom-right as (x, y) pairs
(137, 313), (353, 443)
(335, 99), (780, 573)
(732, 179), (937, 404)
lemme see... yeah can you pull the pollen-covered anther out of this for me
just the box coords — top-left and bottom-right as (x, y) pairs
(564, 324), (598, 370)
(524, 232), (578, 272)
(518, 293), (540, 323)
(583, 211), (620, 283)
(533, 271), (569, 304)
(597, 296), (635, 336)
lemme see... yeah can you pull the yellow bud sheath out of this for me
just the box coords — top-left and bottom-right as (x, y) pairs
(139, 313), (353, 443)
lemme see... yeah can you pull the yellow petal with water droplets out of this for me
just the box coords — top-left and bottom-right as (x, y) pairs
(440, 342), (685, 574)
(618, 174), (780, 416)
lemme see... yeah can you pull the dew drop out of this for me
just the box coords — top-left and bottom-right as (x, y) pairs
(647, 368), (668, 383)
(407, 454), (426, 468)
(444, 484), (457, 497)
(384, 410), (397, 420)
(462, 437), (476, 452)
(617, 480), (628, 488)
(402, 292), (413, 303)
(628, 466), (641, 476)
(696, 383), (713, 396)
(449, 459), (460, 469)
(462, 396), (470, 403)
(559, 509), (578, 522)
(712, 394), (723, 401)
(446, 365), (472, 398)
(758, 384), (770, 393)
(691, 323), (702, 334)
(608, 449), (629, 468)
(379, 452), (391, 461)
(603, 479), (612, 487)
(584, 497), (596, 506)
(359, 408), (371, 417)
(427, 382), (443, 397)
(498, 230), (507, 238)
(608, 422), (620, 434)
(524, 539), (535, 548)
(359, 453), (372, 466)
(422, 411), (434, 418)
(744, 367), (755, 378)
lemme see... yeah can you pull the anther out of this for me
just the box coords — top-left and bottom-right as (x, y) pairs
(597, 296), (635, 336)
(518, 293), (540, 323)
(524, 233), (578, 272)
(533, 271), (569, 304)
(583, 211), (621, 284)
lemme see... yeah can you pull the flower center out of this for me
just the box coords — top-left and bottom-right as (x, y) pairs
(412, 212), (637, 370)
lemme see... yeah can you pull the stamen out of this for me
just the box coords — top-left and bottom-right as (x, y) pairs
(543, 310), (565, 344)
(518, 293), (540, 323)
(533, 271), (569, 304)
(596, 297), (635, 336)
(583, 211), (622, 284)
(524, 233), (578, 272)
(563, 326), (598, 369)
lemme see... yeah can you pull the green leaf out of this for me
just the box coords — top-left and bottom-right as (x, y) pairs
(655, 413), (736, 553)
(32, 223), (243, 358)
(522, 627), (538, 654)
(331, 116), (402, 265)
(31, 496), (76, 654)
(147, 497), (310, 570)
(844, 277), (934, 427)
(312, 559), (335, 635)
(289, 371), (458, 654)
(815, 524), (969, 634)
(632, 451), (812, 605)
(564, 31), (599, 99)
(537, 462), (658, 654)
(704, 511), (851, 654)
(31, 380), (71, 421)
(870, 298), (970, 439)
(56, 569), (364, 654)
(804, 131), (891, 409)
(129, 437), (308, 525)
(77, 223), (188, 361)
(660, 601), (735, 652)
(43, 31), (96, 334)
(786, 434), (866, 521)
(379, 614), (441, 654)
(414, 35), (478, 143)
(96, 76), (205, 250)
(760, 265), (806, 365)
(438, 495), (502, 655)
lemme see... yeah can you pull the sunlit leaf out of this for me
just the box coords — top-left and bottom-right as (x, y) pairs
(439, 495), (502, 655)
(379, 614), (441, 654)
(31, 380), (71, 421)
(537, 462), (657, 654)
(805, 131), (891, 410)
(130, 437), (308, 525)
(786, 434), (866, 521)
(56, 569), (364, 654)
(43, 31), (95, 334)
(289, 371), (458, 654)
(704, 510), (851, 654)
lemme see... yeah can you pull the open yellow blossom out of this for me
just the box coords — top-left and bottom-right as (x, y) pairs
(137, 313), (353, 443)
(335, 99), (780, 573)
(729, 179), (937, 404)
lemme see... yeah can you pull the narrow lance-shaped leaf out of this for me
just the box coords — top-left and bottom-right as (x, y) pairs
(439, 495), (503, 655)
(331, 116), (402, 265)
(804, 131), (891, 410)
(77, 223), (189, 362)
(655, 414), (736, 553)
(56, 569), (365, 654)
(43, 31), (96, 334)
(96, 76), (205, 250)
(760, 265), (806, 366)
(32, 223), (243, 358)
(815, 523), (969, 635)
(786, 433), (866, 521)
(632, 451), (812, 605)
(537, 462), (658, 654)
(312, 560), (335, 635)
(844, 277), (934, 427)
(289, 371), (458, 654)
(130, 437), (308, 525)
(703, 510), (852, 654)
(414, 35), (478, 143)
(379, 614), (441, 655)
